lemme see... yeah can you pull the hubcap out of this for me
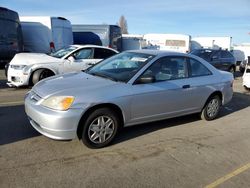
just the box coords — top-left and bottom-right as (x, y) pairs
(207, 99), (219, 117)
(88, 116), (115, 144)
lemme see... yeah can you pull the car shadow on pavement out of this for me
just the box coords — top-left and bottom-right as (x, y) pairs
(113, 91), (250, 146)
(0, 105), (40, 145)
(220, 91), (250, 117)
(234, 70), (243, 79)
(0, 79), (8, 89)
(114, 114), (199, 145)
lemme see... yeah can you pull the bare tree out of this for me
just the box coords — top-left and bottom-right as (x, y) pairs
(118, 15), (128, 34)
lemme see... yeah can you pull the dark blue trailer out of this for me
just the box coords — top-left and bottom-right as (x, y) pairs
(0, 7), (23, 66)
(72, 24), (122, 51)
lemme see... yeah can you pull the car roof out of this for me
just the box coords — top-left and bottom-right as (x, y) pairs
(70, 44), (118, 52)
(192, 48), (229, 52)
(125, 50), (188, 57)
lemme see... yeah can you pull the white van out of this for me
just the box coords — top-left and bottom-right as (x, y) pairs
(191, 37), (232, 51)
(20, 16), (73, 54)
(143, 34), (191, 53)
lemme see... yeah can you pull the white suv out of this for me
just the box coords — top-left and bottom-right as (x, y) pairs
(7, 45), (118, 87)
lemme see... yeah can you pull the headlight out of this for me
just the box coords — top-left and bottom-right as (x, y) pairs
(41, 96), (75, 111)
(10, 65), (26, 70)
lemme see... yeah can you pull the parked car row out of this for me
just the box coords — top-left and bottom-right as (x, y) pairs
(0, 7), (123, 68)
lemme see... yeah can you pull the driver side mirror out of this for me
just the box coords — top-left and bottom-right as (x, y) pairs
(135, 75), (156, 84)
(67, 56), (75, 62)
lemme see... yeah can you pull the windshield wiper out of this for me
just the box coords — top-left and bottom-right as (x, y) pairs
(89, 72), (119, 82)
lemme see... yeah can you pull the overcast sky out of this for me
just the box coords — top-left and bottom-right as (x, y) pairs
(1, 0), (250, 44)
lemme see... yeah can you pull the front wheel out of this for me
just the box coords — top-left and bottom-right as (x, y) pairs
(201, 95), (221, 121)
(82, 108), (120, 148)
(31, 69), (54, 85)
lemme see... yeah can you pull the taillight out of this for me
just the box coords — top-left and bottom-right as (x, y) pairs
(50, 42), (55, 52)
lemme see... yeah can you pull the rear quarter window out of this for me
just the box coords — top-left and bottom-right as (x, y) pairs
(94, 48), (117, 59)
(189, 58), (212, 77)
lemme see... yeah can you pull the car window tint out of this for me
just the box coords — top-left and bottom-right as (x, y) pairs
(191, 49), (214, 61)
(221, 51), (232, 58)
(189, 58), (212, 77)
(73, 48), (92, 60)
(94, 48), (116, 59)
(142, 56), (188, 82)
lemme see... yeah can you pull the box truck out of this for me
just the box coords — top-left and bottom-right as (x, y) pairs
(20, 16), (73, 54)
(0, 7), (23, 65)
(143, 34), (191, 53)
(191, 37), (233, 51)
(122, 34), (146, 51)
(72, 24), (122, 51)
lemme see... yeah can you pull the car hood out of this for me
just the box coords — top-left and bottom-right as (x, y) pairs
(33, 72), (127, 101)
(10, 53), (63, 65)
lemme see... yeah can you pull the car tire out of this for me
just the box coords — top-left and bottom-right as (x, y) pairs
(82, 108), (120, 148)
(5, 63), (9, 78)
(239, 67), (245, 73)
(201, 95), (221, 121)
(244, 86), (250, 91)
(229, 66), (235, 75)
(32, 69), (54, 85)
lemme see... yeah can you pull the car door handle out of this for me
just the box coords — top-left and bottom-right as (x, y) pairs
(182, 85), (190, 89)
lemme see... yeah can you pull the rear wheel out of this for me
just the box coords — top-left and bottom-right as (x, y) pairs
(244, 86), (250, 91)
(239, 67), (245, 73)
(31, 69), (54, 85)
(201, 95), (221, 121)
(81, 108), (120, 148)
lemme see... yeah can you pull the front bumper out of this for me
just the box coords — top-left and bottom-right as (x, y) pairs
(25, 92), (83, 140)
(7, 68), (30, 87)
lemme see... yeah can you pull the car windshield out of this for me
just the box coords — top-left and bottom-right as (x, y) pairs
(50, 46), (77, 58)
(191, 49), (215, 61)
(86, 52), (155, 82)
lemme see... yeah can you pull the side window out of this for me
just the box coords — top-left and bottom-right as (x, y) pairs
(221, 51), (233, 58)
(213, 51), (220, 59)
(94, 48), (117, 59)
(73, 48), (92, 60)
(189, 58), (212, 77)
(141, 56), (188, 82)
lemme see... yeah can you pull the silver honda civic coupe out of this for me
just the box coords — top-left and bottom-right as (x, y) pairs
(25, 50), (234, 148)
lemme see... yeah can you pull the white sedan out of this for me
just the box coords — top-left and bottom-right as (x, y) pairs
(7, 45), (118, 87)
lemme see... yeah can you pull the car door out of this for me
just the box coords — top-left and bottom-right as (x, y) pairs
(210, 50), (222, 69)
(129, 56), (197, 124)
(63, 48), (94, 72)
(220, 51), (234, 71)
